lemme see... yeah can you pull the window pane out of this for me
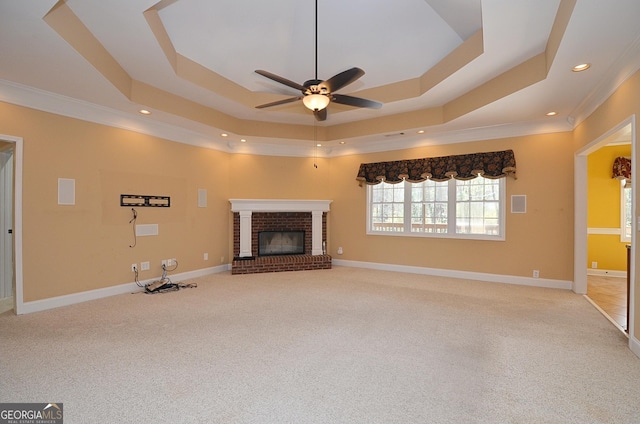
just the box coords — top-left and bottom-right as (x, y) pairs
(370, 181), (405, 232)
(455, 178), (502, 235)
(624, 185), (632, 239)
(372, 188), (382, 203)
(369, 176), (503, 238)
(456, 184), (468, 201)
(411, 186), (423, 202)
(393, 184), (404, 202)
(410, 180), (449, 233)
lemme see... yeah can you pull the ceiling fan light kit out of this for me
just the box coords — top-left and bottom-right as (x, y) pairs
(254, 0), (382, 121)
(302, 93), (330, 111)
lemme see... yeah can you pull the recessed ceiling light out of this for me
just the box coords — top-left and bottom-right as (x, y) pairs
(316, 143), (322, 147)
(221, 133), (228, 137)
(546, 111), (558, 116)
(139, 109), (151, 115)
(240, 139), (246, 143)
(339, 141), (346, 145)
(417, 130), (425, 134)
(572, 63), (590, 72)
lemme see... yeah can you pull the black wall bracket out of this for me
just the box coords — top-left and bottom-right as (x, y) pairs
(120, 194), (170, 207)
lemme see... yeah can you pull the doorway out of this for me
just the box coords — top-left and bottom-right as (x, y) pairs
(0, 134), (22, 315)
(584, 125), (632, 332)
(575, 118), (635, 342)
(0, 143), (13, 313)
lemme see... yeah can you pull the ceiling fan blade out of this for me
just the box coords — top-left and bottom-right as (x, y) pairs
(332, 94), (382, 109)
(314, 108), (327, 121)
(320, 67), (365, 93)
(255, 70), (307, 92)
(255, 96), (303, 109)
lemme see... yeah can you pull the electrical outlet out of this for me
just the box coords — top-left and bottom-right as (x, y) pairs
(204, 253), (208, 261)
(591, 261), (598, 269)
(533, 270), (539, 278)
(131, 264), (137, 272)
(171, 258), (176, 266)
(161, 259), (167, 267)
(141, 261), (150, 271)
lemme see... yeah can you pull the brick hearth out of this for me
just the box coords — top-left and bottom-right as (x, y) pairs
(231, 254), (332, 274)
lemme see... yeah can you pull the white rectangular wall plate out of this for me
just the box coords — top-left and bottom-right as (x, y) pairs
(58, 178), (75, 205)
(511, 195), (527, 213)
(135, 224), (159, 236)
(198, 189), (207, 208)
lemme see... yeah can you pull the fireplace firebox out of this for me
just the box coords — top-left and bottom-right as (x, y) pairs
(258, 231), (304, 256)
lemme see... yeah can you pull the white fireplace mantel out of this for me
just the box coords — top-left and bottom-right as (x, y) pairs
(230, 199), (332, 213)
(229, 199), (332, 257)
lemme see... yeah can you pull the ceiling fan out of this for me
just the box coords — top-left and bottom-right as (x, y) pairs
(254, 0), (382, 121)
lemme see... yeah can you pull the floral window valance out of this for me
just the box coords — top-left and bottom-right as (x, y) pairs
(613, 156), (631, 182)
(356, 149), (517, 185)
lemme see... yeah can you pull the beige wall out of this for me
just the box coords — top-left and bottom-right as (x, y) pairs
(0, 102), (230, 302)
(328, 134), (574, 279)
(2, 67), (640, 345)
(0, 102), (576, 302)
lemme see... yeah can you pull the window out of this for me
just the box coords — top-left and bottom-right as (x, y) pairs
(368, 177), (505, 240)
(621, 180), (632, 242)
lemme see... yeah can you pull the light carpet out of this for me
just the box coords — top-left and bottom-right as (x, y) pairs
(1, 267), (639, 423)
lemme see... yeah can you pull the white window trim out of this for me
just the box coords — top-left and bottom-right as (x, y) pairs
(366, 178), (506, 241)
(621, 179), (631, 243)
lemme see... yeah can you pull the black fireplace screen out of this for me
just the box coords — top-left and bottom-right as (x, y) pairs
(258, 231), (305, 256)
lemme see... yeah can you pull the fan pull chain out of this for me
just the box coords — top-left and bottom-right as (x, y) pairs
(313, 120), (318, 168)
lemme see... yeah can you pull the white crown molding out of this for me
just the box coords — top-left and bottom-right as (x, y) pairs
(570, 33), (640, 128)
(0, 79), (231, 152)
(1, 49), (638, 159)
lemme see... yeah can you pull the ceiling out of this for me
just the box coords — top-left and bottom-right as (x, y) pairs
(1, 0), (640, 156)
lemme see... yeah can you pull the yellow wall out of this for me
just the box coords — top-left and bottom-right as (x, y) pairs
(587, 145), (631, 271)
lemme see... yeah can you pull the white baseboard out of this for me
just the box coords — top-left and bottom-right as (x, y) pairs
(332, 259), (573, 290)
(11, 260), (578, 314)
(631, 335), (640, 359)
(587, 269), (627, 278)
(16, 264), (230, 315)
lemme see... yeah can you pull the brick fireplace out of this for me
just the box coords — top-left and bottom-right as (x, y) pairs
(229, 199), (332, 274)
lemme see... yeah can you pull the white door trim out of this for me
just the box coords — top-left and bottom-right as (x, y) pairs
(574, 116), (636, 357)
(0, 134), (22, 314)
(0, 149), (13, 299)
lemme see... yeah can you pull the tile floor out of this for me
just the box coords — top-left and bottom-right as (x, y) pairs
(587, 275), (627, 331)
